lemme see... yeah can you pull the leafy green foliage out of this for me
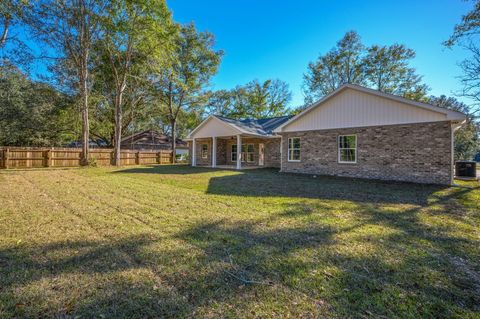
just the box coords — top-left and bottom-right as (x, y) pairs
(303, 31), (365, 103)
(0, 64), (76, 146)
(445, 1), (480, 114)
(445, 0), (480, 47)
(208, 79), (292, 119)
(364, 44), (429, 102)
(152, 22), (222, 151)
(304, 31), (429, 104)
(429, 95), (479, 160)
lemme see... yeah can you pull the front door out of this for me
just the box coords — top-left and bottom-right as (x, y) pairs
(259, 143), (265, 166)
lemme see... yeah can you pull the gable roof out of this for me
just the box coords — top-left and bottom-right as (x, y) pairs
(214, 115), (293, 135)
(121, 130), (188, 148)
(187, 115), (293, 138)
(274, 84), (466, 132)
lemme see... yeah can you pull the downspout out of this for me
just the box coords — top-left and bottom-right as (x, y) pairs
(450, 120), (466, 185)
(451, 123), (454, 186)
(279, 134), (283, 172)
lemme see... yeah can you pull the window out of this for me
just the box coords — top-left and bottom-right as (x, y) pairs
(288, 137), (301, 162)
(245, 144), (254, 162)
(338, 135), (357, 163)
(231, 144), (254, 162)
(231, 144), (237, 161)
(201, 144), (208, 159)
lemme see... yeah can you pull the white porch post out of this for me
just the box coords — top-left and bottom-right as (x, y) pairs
(192, 138), (196, 167)
(236, 134), (242, 170)
(212, 136), (217, 168)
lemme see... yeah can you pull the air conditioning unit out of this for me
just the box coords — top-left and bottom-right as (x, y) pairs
(455, 161), (477, 178)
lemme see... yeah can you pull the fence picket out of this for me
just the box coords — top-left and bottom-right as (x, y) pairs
(0, 147), (174, 169)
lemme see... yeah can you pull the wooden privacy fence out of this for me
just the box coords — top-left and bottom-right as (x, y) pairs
(0, 147), (173, 169)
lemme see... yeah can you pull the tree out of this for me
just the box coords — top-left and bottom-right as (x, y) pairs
(429, 95), (479, 160)
(27, 0), (106, 164)
(0, 63), (76, 146)
(0, 0), (27, 48)
(152, 23), (222, 162)
(445, 1), (480, 113)
(208, 79), (292, 119)
(0, 0), (33, 67)
(303, 31), (365, 104)
(303, 31), (429, 104)
(364, 44), (429, 101)
(98, 0), (173, 165)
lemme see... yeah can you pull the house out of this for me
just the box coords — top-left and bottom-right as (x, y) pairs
(121, 130), (188, 153)
(186, 84), (466, 185)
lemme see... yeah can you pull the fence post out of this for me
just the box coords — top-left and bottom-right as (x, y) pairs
(156, 152), (161, 164)
(136, 151), (140, 165)
(4, 148), (9, 169)
(45, 148), (52, 167)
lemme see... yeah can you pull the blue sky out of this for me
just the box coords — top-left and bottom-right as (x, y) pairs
(168, 0), (474, 107)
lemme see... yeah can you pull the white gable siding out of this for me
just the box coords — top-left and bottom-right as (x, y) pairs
(191, 117), (241, 138)
(282, 88), (447, 132)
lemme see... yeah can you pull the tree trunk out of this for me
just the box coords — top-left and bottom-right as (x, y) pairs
(113, 89), (123, 166)
(0, 17), (10, 48)
(171, 119), (176, 164)
(80, 73), (90, 166)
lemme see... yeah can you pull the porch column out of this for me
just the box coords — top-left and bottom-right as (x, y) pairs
(212, 136), (217, 168)
(192, 138), (196, 166)
(236, 134), (242, 170)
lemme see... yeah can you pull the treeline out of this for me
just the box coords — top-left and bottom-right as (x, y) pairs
(0, 1), (478, 162)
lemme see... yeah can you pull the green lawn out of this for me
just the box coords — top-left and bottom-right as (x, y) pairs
(0, 166), (479, 318)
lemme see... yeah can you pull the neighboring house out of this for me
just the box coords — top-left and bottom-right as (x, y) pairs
(67, 139), (108, 148)
(121, 130), (188, 152)
(186, 84), (466, 185)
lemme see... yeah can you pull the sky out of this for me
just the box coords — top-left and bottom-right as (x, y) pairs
(167, 0), (475, 108)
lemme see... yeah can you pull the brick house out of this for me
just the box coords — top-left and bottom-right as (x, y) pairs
(186, 84), (466, 185)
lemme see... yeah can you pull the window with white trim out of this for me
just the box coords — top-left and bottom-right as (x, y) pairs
(201, 144), (208, 159)
(338, 135), (357, 163)
(231, 144), (254, 162)
(288, 137), (301, 161)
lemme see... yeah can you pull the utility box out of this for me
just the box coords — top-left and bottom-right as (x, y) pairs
(455, 161), (477, 178)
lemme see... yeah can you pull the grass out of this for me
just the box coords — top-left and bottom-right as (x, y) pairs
(0, 165), (479, 318)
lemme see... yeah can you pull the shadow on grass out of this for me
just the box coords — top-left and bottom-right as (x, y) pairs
(1, 190), (479, 318)
(113, 164), (221, 175)
(114, 165), (446, 205)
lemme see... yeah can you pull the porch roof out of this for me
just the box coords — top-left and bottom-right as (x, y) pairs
(187, 115), (293, 139)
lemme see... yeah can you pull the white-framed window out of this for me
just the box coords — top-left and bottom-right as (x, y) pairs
(288, 137), (301, 162)
(244, 144), (254, 162)
(231, 144), (254, 162)
(201, 144), (208, 159)
(338, 135), (357, 163)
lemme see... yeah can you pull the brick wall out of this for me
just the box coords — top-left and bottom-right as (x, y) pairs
(280, 121), (453, 185)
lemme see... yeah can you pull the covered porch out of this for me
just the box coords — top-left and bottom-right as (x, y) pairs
(186, 115), (288, 170)
(190, 134), (280, 170)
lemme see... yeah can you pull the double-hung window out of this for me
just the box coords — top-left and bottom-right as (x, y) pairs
(231, 144), (254, 162)
(288, 137), (301, 162)
(201, 144), (208, 159)
(338, 135), (357, 163)
(243, 144), (254, 162)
